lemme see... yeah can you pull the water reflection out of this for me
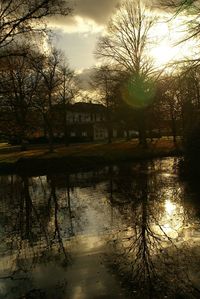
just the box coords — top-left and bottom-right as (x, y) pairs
(159, 199), (184, 238)
(105, 160), (200, 298)
(0, 158), (200, 298)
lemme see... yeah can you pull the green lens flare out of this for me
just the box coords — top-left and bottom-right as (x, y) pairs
(121, 75), (155, 108)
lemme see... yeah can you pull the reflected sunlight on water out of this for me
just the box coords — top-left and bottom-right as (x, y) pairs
(1, 157), (200, 298)
(165, 199), (176, 215)
(160, 198), (184, 239)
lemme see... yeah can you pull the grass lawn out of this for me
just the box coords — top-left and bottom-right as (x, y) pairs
(0, 138), (182, 165)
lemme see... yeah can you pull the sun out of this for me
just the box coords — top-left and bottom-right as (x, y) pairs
(151, 42), (179, 67)
(148, 15), (198, 70)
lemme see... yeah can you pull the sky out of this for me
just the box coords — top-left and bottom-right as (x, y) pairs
(52, 30), (100, 70)
(47, 0), (198, 91)
(49, 0), (119, 71)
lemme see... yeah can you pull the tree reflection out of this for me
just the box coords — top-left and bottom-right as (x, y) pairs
(47, 176), (69, 262)
(0, 174), (72, 299)
(107, 160), (200, 298)
(1, 161), (200, 298)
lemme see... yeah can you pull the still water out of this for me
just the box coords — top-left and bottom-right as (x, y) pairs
(1, 157), (200, 299)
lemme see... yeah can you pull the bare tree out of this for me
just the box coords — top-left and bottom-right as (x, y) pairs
(0, 45), (40, 149)
(178, 65), (200, 136)
(157, 66), (200, 144)
(0, 0), (71, 54)
(158, 76), (181, 144)
(31, 48), (63, 152)
(92, 65), (120, 143)
(58, 65), (79, 146)
(160, 0), (200, 50)
(96, 0), (157, 147)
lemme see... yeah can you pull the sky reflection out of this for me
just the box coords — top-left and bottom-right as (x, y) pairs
(0, 158), (200, 298)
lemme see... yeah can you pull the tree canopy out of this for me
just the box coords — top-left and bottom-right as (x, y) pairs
(0, 0), (71, 52)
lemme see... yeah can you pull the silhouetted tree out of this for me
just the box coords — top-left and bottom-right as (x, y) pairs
(31, 47), (63, 152)
(0, 0), (71, 55)
(96, 0), (157, 147)
(58, 65), (79, 146)
(92, 65), (120, 143)
(0, 45), (40, 149)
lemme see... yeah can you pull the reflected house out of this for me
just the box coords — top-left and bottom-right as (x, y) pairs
(47, 167), (111, 189)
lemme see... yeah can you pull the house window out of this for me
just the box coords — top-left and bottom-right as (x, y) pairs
(95, 129), (105, 138)
(82, 132), (87, 137)
(70, 132), (76, 137)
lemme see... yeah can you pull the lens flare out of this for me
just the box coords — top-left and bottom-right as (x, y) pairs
(121, 74), (156, 108)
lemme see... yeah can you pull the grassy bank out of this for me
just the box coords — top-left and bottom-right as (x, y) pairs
(0, 139), (183, 174)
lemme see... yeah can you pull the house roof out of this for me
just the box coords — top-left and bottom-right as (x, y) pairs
(54, 101), (105, 113)
(69, 102), (105, 113)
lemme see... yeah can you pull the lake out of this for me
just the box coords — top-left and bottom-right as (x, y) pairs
(0, 157), (200, 299)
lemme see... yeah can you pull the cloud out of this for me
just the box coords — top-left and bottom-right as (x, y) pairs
(76, 67), (96, 90)
(52, 30), (100, 69)
(48, 0), (120, 33)
(73, 67), (99, 102)
(69, 0), (120, 24)
(48, 0), (170, 33)
(49, 15), (104, 34)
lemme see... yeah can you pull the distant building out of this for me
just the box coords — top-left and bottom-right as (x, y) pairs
(55, 102), (109, 141)
(28, 101), (138, 143)
(67, 102), (108, 141)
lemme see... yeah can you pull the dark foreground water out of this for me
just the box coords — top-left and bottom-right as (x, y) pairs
(1, 157), (200, 299)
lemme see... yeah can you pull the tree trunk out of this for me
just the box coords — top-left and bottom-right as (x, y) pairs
(106, 105), (112, 144)
(43, 112), (54, 152)
(48, 93), (54, 152)
(48, 124), (54, 152)
(107, 125), (112, 144)
(138, 109), (147, 148)
(20, 124), (28, 151)
(23, 177), (32, 240)
(63, 109), (69, 146)
(17, 110), (28, 151)
(171, 113), (177, 145)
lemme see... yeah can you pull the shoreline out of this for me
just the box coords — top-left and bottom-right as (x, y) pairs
(0, 140), (183, 175)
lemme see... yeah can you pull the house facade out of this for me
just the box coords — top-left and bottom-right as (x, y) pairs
(29, 101), (137, 143)
(58, 102), (109, 141)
